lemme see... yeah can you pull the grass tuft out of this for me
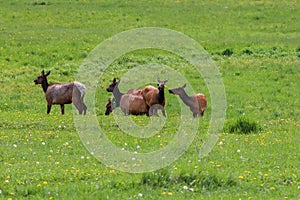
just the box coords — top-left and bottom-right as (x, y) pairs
(225, 117), (259, 134)
(221, 48), (234, 56)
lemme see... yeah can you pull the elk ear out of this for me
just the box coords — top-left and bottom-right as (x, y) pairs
(113, 78), (116, 83)
(157, 77), (160, 82)
(182, 83), (187, 88)
(164, 79), (168, 83)
(45, 71), (51, 76)
(42, 70), (45, 75)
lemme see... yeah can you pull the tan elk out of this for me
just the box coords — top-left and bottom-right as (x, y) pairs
(119, 93), (148, 116)
(141, 78), (167, 116)
(34, 70), (87, 115)
(168, 84), (206, 117)
(105, 78), (144, 115)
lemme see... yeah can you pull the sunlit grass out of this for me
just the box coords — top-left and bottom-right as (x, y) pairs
(0, 0), (299, 199)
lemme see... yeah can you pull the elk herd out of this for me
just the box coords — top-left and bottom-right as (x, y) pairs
(34, 70), (207, 118)
(104, 77), (207, 118)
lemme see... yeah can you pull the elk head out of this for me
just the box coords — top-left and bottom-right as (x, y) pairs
(106, 78), (119, 92)
(157, 78), (168, 91)
(168, 83), (186, 95)
(34, 70), (50, 85)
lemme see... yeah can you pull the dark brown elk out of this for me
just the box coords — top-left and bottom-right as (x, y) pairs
(168, 84), (207, 118)
(141, 78), (167, 116)
(34, 70), (87, 115)
(105, 98), (113, 115)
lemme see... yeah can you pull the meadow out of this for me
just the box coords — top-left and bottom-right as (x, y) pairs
(0, 0), (299, 199)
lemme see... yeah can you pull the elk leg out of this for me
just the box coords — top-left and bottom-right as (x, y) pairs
(72, 97), (83, 115)
(81, 102), (87, 115)
(200, 110), (204, 117)
(73, 101), (83, 115)
(151, 105), (159, 117)
(83, 103), (87, 115)
(60, 104), (65, 115)
(161, 107), (166, 117)
(148, 108), (153, 116)
(145, 106), (150, 117)
(47, 104), (52, 114)
(122, 106), (129, 116)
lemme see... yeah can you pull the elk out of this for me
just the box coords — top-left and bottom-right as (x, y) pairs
(34, 70), (87, 115)
(105, 98), (114, 115)
(105, 78), (144, 115)
(105, 94), (148, 116)
(119, 93), (148, 116)
(168, 84), (207, 118)
(141, 78), (167, 116)
(106, 78), (122, 107)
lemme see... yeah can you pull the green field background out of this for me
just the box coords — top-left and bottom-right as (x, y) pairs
(0, 1), (299, 199)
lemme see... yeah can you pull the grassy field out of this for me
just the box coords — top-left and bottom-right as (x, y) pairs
(0, 0), (299, 199)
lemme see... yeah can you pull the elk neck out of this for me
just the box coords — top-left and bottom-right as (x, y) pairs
(158, 88), (165, 104)
(41, 79), (49, 93)
(113, 84), (123, 104)
(177, 89), (193, 106)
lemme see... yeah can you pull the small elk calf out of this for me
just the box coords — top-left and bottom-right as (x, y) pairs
(169, 84), (206, 118)
(34, 70), (87, 115)
(105, 98), (116, 115)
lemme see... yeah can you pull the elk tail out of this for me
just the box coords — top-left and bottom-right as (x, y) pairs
(74, 82), (86, 99)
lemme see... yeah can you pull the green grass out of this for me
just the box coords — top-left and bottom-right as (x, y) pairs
(0, 0), (299, 199)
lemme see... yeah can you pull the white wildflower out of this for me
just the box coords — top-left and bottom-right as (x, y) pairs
(190, 179), (196, 185)
(138, 193), (143, 197)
